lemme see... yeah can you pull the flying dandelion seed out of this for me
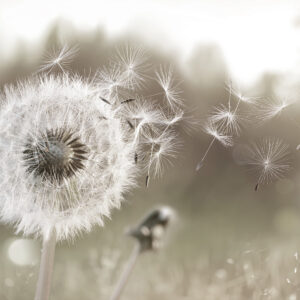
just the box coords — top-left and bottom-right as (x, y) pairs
(241, 138), (291, 190)
(96, 65), (128, 101)
(142, 130), (179, 178)
(253, 97), (293, 125)
(156, 66), (183, 108)
(122, 98), (165, 142)
(196, 122), (233, 171)
(225, 83), (257, 104)
(115, 45), (149, 89)
(196, 81), (253, 172)
(209, 103), (244, 136)
(36, 45), (79, 74)
(204, 122), (234, 148)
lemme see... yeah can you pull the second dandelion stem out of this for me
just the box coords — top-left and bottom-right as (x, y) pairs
(110, 243), (141, 300)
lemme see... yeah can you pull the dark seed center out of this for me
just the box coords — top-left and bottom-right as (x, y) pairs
(23, 129), (88, 183)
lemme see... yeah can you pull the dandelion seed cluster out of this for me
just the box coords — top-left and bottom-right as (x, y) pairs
(197, 83), (250, 169)
(0, 47), (182, 240)
(198, 82), (292, 189)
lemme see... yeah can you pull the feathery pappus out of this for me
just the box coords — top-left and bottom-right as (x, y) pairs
(240, 138), (291, 190)
(251, 97), (293, 125)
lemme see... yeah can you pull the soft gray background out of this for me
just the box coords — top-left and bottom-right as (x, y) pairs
(1, 1), (300, 299)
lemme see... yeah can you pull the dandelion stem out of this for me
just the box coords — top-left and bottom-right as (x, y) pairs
(34, 228), (56, 300)
(110, 243), (141, 300)
(196, 137), (216, 171)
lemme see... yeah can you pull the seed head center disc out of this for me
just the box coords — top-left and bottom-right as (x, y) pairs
(23, 128), (88, 183)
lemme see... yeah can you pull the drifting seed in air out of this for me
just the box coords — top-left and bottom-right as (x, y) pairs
(255, 183), (259, 191)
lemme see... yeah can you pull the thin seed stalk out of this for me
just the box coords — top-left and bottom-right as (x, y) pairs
(196, 137), (216, 171)
(110, 243), (141, 300)
(34, 228), (56, 300)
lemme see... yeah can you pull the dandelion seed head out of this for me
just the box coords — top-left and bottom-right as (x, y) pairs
(0, 75), (137, 240)
(0, 71), (181, 240)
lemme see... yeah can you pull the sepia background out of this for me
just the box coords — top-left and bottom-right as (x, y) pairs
(1, 0), (300, 299)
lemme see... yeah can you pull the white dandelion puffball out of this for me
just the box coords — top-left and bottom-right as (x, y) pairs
(0, 73), (181, 240)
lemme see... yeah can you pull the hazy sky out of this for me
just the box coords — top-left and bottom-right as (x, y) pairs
(0, 0), (299, 84)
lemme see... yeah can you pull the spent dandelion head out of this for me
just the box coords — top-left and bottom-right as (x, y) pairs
(241, 138), (291, 190)
(127, 206), (174, 252)
(0, 75), (138, 240)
